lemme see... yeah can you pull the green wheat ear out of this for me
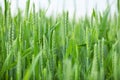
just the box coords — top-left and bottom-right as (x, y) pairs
(25, 0), (30, 18)
(117, 0), (120, 13)
(91, 44), (98, 80)
(112, 51), (118, 80)
(17, 52), (21, 80)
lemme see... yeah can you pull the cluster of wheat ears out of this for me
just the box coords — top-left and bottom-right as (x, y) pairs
(0, 0), (120, 80)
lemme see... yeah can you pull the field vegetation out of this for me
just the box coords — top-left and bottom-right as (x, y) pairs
(0, 0), (120, 80)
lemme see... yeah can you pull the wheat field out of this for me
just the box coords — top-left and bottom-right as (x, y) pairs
(0, 0), (120, 80)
